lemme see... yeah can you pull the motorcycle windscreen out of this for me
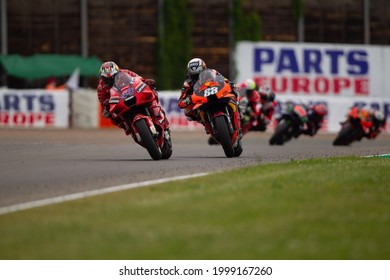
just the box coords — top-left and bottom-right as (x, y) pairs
(193, 70), (227, 102)
(112, 72), (137, 107)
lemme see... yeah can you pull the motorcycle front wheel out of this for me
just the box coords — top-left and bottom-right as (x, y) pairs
(233, 140), (243, 157)
(214, 115), (235, 158)
(269, 120), (290, 145)
(161, 130), (173, 160)
(135, 119), (162, 160)
(333, 122), (356, 146)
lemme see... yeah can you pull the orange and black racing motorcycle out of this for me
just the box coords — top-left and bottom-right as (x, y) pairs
(190, 69), (243, 158)
(333, 107), (385, 146)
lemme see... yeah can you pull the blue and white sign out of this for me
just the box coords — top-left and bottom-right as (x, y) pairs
(0, 89), (69, 128)
(235, 41), (390, 133)
(236, 41), (389, 98)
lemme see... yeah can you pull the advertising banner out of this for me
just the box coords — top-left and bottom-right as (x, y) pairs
(157, 91), (390, 133)
(235, 41), (390, 133)
(0, 88), (69, 128)
(236, 41), (390, 98)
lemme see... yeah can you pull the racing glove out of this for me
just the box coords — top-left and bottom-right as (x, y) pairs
(178, 96), (192, 108)
(102, 101), (111, 118)
(143, 78), (156, 89)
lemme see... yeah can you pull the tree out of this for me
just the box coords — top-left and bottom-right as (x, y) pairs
(157, 0), (192, 90)
(230, 0), (262, 79)
(232, 0), (262, 43)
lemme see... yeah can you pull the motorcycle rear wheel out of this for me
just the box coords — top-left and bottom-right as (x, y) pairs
(135, 119), (162, 160)
(214, 115), (235, 158)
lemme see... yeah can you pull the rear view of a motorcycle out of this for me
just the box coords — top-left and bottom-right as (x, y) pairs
(109, 72), (172, 160)
(269, 102), (308, 145)
(333, 107), (370, 146)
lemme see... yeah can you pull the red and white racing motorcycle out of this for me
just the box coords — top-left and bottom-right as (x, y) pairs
(109, 72), (172, 160)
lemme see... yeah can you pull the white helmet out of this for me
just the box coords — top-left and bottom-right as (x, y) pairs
(373, 110), (384, 122)
(259, 85), (272, 95)
(187, 58), (207, 80)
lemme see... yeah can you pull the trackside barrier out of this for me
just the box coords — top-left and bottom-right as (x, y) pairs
(236, 41), (390, 99)
(1, 89), (388, 133)
(234, 41), (390, 133)
(0, 88), (69, 128)
(71, 89), (99, 128)
(155, 91), (390, 133)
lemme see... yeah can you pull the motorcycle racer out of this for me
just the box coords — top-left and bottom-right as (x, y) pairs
(178, 58), (240, 122)
(333, 106), (386, 146)
(302, 103), (328, 136)
(363, 108), (386, 139)
(178, 58), (242, 145)
(238, 79), (276, 132)
(258, 84), (277, 127)
(97, 61), (169, 135)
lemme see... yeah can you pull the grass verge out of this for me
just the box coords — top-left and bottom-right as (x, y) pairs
(0, 157), (389, 260)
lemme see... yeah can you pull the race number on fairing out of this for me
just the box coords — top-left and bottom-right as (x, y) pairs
(204, 87), (218, 97)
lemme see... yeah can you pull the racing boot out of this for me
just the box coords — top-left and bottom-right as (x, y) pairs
(258, 115), (269, 132)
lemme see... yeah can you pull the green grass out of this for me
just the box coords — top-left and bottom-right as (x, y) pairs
(0, 157), (389, 260)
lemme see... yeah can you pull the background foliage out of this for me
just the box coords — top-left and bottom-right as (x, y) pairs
(232, 0), (262, 43)
(157, 0), (192, 90)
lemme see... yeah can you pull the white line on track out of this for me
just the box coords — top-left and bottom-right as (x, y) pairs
(0, 172), (209, 216)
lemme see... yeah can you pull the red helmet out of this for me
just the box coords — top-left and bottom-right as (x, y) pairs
(313, 104), (328, 117)
(99, 61), (119, 78)
(99, 61), (119, 87)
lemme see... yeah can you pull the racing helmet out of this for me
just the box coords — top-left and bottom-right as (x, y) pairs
(240, 78), (258, 98)
(99, 61), (119, 87)
(373, 110), (385, 126)
(258, 85), (275, 101)
(259, 85), (272, 95)
(244, 78), (257, 91)
(187, 58), (207, 81)
(373, 110), (384, 121)
(313, 104), (328, 117)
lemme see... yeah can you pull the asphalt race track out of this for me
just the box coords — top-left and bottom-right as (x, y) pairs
(0, 128), (389, 207)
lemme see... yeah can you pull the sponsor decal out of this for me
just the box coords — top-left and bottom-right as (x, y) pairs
(121, 87), (134, 99)
(200, 81), (220, 92)
(124, 95), (135, 102)
(136, 83), (147, 93)
(109, 97), (120, 104)
(189, 60), (200, 71)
